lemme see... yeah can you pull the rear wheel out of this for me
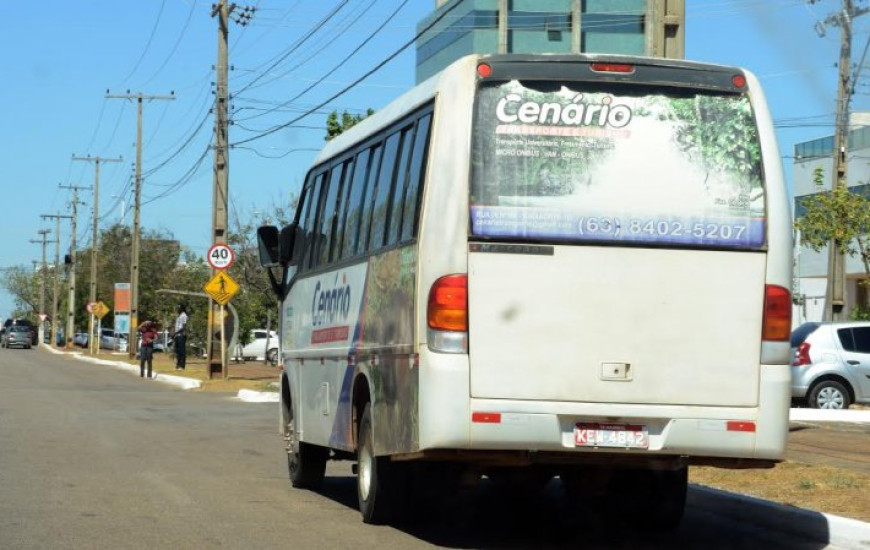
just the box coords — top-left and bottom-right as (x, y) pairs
(267, 348), (279, 366)
(284, 398), (328, 489)
(357, 403), (404, 524)
(808, 380), (851, 409)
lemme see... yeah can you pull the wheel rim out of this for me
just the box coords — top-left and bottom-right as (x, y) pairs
(817, 387), (845, 409)
(359, 439), (373, 501)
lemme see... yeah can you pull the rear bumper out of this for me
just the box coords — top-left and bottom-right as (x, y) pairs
(419, 355), (790, 463)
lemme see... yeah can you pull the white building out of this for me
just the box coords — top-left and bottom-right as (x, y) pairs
(792, 113), (870, 324)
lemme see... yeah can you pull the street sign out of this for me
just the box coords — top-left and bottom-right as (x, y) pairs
(92, 301), (109, 319)
(39, 314), (47, 322)
(207, 243), (236, 270)
(204, 271), (240, 306)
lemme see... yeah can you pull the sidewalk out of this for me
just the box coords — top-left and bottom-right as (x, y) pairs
(42, 343), (279, 401)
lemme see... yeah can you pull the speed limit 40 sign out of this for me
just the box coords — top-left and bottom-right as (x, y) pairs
(207, 243), (236, 270)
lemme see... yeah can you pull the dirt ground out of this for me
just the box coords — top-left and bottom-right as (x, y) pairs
(691, 418), (870, 523)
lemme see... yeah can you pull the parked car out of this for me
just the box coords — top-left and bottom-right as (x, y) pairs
(137, 330), (171, 353)
(100, 329), (128, 352)
(791, 321), (870, 409)
(237, 329), (278, 363)
(72, 332), (89, 348)
(2, 325), (34, 349)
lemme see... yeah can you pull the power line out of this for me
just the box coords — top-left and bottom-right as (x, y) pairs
(231, 0), (462, 146)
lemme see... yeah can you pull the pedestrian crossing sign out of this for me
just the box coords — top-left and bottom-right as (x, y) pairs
(204, 271), (240, 306)
(92, 301), (109, 319)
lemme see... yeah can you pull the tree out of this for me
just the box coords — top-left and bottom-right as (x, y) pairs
(0, 266), (40, 319)
(325, 109), (375, 141)
(795, 167), (870, 308)
(227, 194), (299, 343)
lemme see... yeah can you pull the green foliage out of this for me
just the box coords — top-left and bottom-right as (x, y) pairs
(2, 192), (299, 345)
(671, 94), (762, 190)
(795, 168), (870, 258)
(325, 109), (375, 141)
(849, 305), (870, 321)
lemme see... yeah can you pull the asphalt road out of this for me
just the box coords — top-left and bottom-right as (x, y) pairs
(0, 348), (851, 549)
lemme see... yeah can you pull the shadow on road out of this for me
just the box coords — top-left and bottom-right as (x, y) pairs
(314, 475), (833, 550)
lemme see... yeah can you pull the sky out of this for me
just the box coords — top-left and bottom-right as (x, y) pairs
(0, 0), (866, 319)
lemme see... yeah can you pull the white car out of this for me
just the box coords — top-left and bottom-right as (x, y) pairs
(239, 329), (278, 362)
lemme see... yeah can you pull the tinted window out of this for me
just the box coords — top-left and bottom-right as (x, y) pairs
(368, 133), (402, 250)
(303, 173), (327, 269)
(341, 149), (372, 259)
(332, 158), (355, 260)
(838, 328), (857, 352)
(387, 125), (415, 246)
(402, 113), (432, 241)
(315, 165), (346, 266)
(358, 145), (383, 254)
(851, 327), (870, 353)
(790, 322), (821, 347)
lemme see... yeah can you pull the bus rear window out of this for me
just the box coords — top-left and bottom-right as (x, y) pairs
(470, 80), (765, 249)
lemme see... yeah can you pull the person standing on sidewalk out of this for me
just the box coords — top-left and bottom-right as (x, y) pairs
(172, 305), (189, 370)
(138, 320), (158, 379)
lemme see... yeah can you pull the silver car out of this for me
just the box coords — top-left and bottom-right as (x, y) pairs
(790, 321), (870, 409)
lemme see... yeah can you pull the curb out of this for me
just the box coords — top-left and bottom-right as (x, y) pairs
(45, 344), (282, 398)
(790, 408), (870, 423)
(693, 485), (870, 549)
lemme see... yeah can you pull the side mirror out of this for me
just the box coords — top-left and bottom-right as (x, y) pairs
(257, 226), (280, 268)
(279, 223), (303, 265)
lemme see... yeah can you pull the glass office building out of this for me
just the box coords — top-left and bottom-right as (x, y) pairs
(416, 0), (679, 83)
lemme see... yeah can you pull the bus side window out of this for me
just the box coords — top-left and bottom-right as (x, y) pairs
(357, 144), (383, 255)
(303, 172), (327, 271)
(315, 162), (346, 267)
(401, 113), (432, 241)
(341, 149), (371, 260)
(331, 158), (355, 261)
(386, 124), (415, 247)
(368, 132), (401, 251)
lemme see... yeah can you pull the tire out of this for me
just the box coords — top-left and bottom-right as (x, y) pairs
(283, 398), (328, 489)
(808, 379), (851, 409)
(357, 403), (404, 524)
(267, 348), (279, 366)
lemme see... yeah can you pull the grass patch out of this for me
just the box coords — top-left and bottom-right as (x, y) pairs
(80, 348), (279, 393)
(691, 462), (870, 523)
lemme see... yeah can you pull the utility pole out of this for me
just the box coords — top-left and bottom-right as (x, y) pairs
(59, 184), (89, 349)
(41, 214), (71, 347)
(107, 92), (175, 357)
(647, 0), (686, 59)
(74, 154), (123, 353)
(208, 1), (254, 377)
(30, 229), (54, 344)
(811, 0), (870, 321)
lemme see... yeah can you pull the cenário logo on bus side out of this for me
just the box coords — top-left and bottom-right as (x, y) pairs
(311, 277), (352, 328)
(495, 93), (632, 128)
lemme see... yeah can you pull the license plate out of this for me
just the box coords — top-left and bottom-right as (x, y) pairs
(574, 422), (649, 449)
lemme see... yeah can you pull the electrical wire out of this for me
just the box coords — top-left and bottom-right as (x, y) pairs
(233, 0), (352, 96)
(137, 0), (198, 88)
(117, 0), (168, 86)
(231, 0), (462, 146)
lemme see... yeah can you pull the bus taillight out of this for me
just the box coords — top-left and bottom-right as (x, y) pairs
(762, 285), (791, 341)
(428, 274), (468, 332)
(590, 63), (634, 74)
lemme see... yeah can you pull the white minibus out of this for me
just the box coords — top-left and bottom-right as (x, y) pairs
(257, 54), (793, 528)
